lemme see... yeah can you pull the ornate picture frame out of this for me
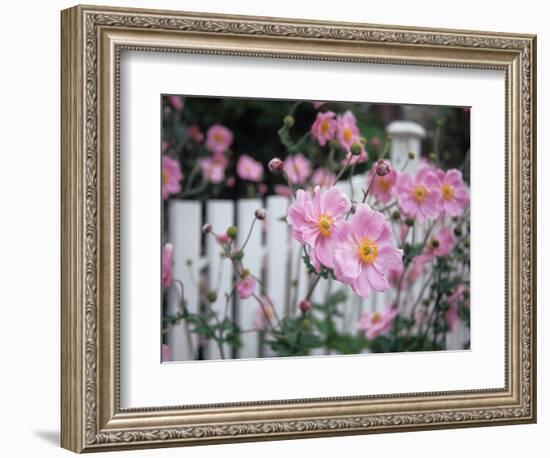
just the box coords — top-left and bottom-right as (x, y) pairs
(61, 4), (536, 452)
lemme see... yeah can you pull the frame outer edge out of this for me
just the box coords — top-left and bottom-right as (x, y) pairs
(61, 5), (86, 453)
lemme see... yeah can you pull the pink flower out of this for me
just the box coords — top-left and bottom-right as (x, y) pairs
(287, 186), (350, 270)
(165, 95), (183, 111)
(367, 165), (398, 204)
(422, 227), (455, 261)
(395, 166), (441, 223)
(162, 141), (170, 153)
(436, 169), (470, 216)
(216, 233), (230, 246)
(311, 101), (325, 109)
(357, 305), (398, 340)
(161, 344), (172, 362)
(336, 111), (361, 152)
(275, 185), (293, 197)
(387, 257), (424, 289)
(236, 154), (264, 182)
(205, 124), (233, 155)
(333, 205), (403, 298)
(370, 136), (382, 148)
(283, 154), (311, 184)
(199, 154), (228, 184)
(187, 125), (204, 143)
(311, 111), (337, 146)
(311, 167), (336, 188)
(236, 275), (256, 299)
(162, 156), (183, 200)
(162, 243), (173, 288)
(252, 297), (274, 330)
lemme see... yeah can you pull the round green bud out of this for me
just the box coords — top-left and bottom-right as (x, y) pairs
(283, 115), (295, 127)
(429, 153), (437, 162)
(185, 259), (193, 267)
(407, 151), (415, 160)
(240, 268), (250, 278)
(454, 227), (463, 237)
(349, 143), (362, 156)
(232, 250), (244, 261)
(405, 217), (415, 227)
(391, 210), (401, 221)
(206, 291), (217, 303)
(226, 226), (238, 239)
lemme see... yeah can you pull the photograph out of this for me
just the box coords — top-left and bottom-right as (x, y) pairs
(160, 95), (471, 361)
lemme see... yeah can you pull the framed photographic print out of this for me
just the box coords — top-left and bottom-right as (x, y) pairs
(61, 4), (537, 453)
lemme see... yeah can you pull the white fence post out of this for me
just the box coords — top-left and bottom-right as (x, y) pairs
(386, 121), (426, 173)
(167, 200), (201, 361)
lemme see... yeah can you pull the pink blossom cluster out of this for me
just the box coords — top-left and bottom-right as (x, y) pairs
(287, 186), (403, 299)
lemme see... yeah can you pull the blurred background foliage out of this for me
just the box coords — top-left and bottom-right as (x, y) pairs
(162, 95), (470, 199)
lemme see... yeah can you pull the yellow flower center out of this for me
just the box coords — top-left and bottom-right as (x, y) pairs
(213, 132), (224, 143)
(378, 177), (390, 192)
(343, 127), (354, 142)
(317, 214), (333, 237)
(371, 312), (382, 323)
(320, 119), (330, 135)
(442, 183), (455, 201)
(358, 238), (379, 264)
(412, 185), (428, 203)
(162, 170), (169, 184)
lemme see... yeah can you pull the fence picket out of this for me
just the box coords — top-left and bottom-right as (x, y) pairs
(167, 200), (201, 361)
(236, 199), (264, 359)
(206, 200), (235, 360)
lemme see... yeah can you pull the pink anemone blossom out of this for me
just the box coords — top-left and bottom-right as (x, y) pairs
(283, 154), (312, 184)
(395, 166), (441, 223)
(311, 167), (336, 188)
(446, 284), (467, 331)
(236, 274), (256, 299)
(333, 205), (403, 298)
(236, 154), (264, 182)
(336, 111), (361, 152)
(162, 243), (173, 288)
(436, 169), (470, 216)
(187, 125), (204, 143)
(367, 165), (398, 204)
(287, 186), (350, 271)
(205, 124), (233, 155)
(252, 297), (275, 330)
(162, 156), (183, 200)
(275, 185), (293, 198)
(417, 227), (455, 263)
(357, 305), (399, 340)
(199, 154), (228, 184)
(165, 95), (183, 111)
(311, 111), (337, 146)
(311, 101), (325, 109)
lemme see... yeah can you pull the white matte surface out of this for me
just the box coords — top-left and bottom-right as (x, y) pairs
(120, 51), (505, 408)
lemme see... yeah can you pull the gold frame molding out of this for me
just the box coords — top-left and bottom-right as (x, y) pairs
(61, 4), (537, 453)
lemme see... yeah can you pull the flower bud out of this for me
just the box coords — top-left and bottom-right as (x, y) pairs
(268, 157), (284, 173)
(407, 151), (415, 160)
(359, 136), (367, 145)
(216, 233), (230, 245)
(405, 217), (415, 227)
(349, 143), (362, 156)
(429, 153), (437, 162)
(299, 299), (312, 313)
(255, 208), (267, 220)
(302, 318), (311, 329)
(283, 115), (295, 127)
(232, 250), (244, 261)
(375, 159), (391, 177)
(430, 238), (440, 248)
(240, 268), (250, 278)
(185, 259), (193, 267)
(391, 210), (401, 221)
(226, 226), (238, 239)
(454, 227), (463, 237)
(202, 223), (212, 234)
(206, 291), (217, 303)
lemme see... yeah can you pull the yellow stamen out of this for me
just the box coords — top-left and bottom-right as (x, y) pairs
(378, 177), (390, 192)
(412, 185), (428, 203)
(320, 119), (330, 135)
(371, 312), (382, 323)
(162, 170), (169, 184)
(442, 183), (455, 201)
(317, 214), (333, 237)
(213, 132), (224, 143)
(358, 238), (379, 264)
(343, 127), (354, 142)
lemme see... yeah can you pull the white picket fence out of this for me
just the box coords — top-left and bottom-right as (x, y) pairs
(166, 122), (469, 360)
